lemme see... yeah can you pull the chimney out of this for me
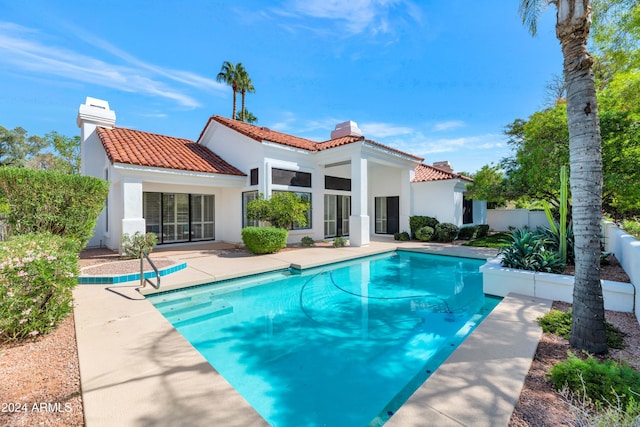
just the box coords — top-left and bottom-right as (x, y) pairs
(330, 121), (363, 139)
(433, 161), (454, 173)
(77, 97), (116, 176)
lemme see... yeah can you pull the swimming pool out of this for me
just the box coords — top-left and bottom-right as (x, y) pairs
(147, 251), (500, 426)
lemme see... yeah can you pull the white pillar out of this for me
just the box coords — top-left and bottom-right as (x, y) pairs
(400, 167), (411, 234)
(120, 177), (145, 251)
(350, 155), (369, 246)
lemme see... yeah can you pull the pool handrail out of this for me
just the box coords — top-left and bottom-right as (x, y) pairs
(140, 251), (160, 289)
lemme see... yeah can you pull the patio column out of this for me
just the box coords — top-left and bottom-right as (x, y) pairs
(400, 167), (412, 235)
(121, 177), (145, 250)
(350, 155), (369, 247)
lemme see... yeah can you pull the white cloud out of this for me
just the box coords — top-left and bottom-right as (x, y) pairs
(433, 120), (465, 132)
(270, 0), (420, 37)
(360, 121), (413, 138)
(0, 21), (224, 108)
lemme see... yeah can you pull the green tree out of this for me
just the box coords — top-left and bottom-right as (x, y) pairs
(235, 63), (256, 123)
(520, 0), (607, 353)
(0, 126), (47, 167)
(502, 104), (570, 202)
(216, 61), (240, 119)
(236, 108), (258, 124)
(25, 132), (81, 174)
(246, 192), (310, 230)
(465, 165), (508, 207)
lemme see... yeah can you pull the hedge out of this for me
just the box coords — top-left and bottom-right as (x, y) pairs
(242, 226), (288, 254)
(409, 216), (439, 239)
(0, 167), (110, 248)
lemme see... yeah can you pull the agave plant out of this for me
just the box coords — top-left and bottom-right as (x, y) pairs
(499, 228), (565, 273)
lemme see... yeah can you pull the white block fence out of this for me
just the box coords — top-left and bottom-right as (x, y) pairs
(481, 220), (639, 325)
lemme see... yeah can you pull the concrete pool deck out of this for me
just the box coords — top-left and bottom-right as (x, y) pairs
(73, 240), (552, 426)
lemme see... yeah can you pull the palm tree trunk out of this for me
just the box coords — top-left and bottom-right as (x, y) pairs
(232, 90), (237, 120)
(241, 90), (246, 122)
(557, 0), (607, 354)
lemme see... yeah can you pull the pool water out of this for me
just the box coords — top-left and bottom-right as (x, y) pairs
(147, 251), (500, 426)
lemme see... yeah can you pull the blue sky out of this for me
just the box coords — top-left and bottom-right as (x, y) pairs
(0, 0), (562, 174)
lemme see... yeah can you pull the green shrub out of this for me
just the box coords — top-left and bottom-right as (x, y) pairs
(393, 231), (410, 241)
(463, 231), (511, 248)
(0, 167), (110, 247)
(622, 220), (640, 239)
(476, 224), (490, 238)
(241, 227), (287, 254)
(458, 225), (478, 240)
(538, 308), (627, 350)
(333, 236), (347, 248)
(300, 236), (315, 247)
(409, 216), (439, 239)
(121, 232), (158, 259)
(549, 352), (640, 408)
(246, 192), (310, 229)
(435, 223), (459, 242)
(415, 226), (435, 242)
(0, 233), (79, 342)
(499, 228), (565, 273)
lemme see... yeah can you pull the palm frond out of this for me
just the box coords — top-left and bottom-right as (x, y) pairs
(519, 0), (552, 35)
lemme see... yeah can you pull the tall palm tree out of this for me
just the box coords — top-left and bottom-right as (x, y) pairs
(520, 0), (607, 353)
(216, 61), (239, 119)
(235, 64), (255, 122)
(236, 109), (258, 124)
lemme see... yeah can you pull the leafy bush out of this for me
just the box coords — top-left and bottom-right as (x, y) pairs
(435, 223), (459, 242)
(0, 167), (110, 247)
(241, 227), (287, 254)
(300, 236), (315, 247)
(409, 216), (439, 239)
(333, 236), (347, 248)
(393, 231), (410, 241)
(549, 353), (640, 408)
(121, 232), (158, 259)
(622, 220), (640, 239)
(476, 224), (490, 238)
(415, 226), (435, 242)
(0, 233), (79, 342)
(538, 308), (626, 350)
(458, 225), (478, 240)
(499, 228), (565, 273)
(246, 192), (310, 229)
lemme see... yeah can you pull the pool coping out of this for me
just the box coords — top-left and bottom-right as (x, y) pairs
(73, 241), (550, 426)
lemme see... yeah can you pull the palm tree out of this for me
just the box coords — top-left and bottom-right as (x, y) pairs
(236, 108), (258, 124)
(235, 64), (255, 122)
(216, 61), (239, 119)
(520, 0), (607, 353)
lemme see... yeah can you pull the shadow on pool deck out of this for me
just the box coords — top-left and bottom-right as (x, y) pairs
(74, 240), (550, 427)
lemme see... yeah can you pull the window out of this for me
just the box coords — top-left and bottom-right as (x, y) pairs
(242, 191), (259, 227)
(324, 176), (351, 191)
(463, 196), (474, 224)
(272, 168), (312, 187)
(375, 196), (399, 234)
(324, 194), (350, 238)
(250, 168), (258, 186)
(143, 192), (215, 244)
(273, 191), (312, 230)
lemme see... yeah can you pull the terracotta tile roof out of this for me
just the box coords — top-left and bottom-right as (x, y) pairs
(413, 163), (473, 183)
(208, 115), (423, 161)
(96, 127), (245, 176)
(210, 116), (319, 151)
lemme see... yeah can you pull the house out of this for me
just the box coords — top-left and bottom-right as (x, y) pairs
(77, 97), (486, 250)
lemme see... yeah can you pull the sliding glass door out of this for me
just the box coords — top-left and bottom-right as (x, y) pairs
(375, 196), (399, 234)
(143, 192), (215, 244)
(324, 194), (350, 238)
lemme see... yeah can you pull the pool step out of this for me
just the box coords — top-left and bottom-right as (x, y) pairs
(161, 296), (213, 317)
(169, 299), (234, 327)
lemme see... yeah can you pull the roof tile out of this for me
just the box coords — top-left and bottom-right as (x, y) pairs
(96, 127), (245, 176)
(413, 163), (472, 182)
